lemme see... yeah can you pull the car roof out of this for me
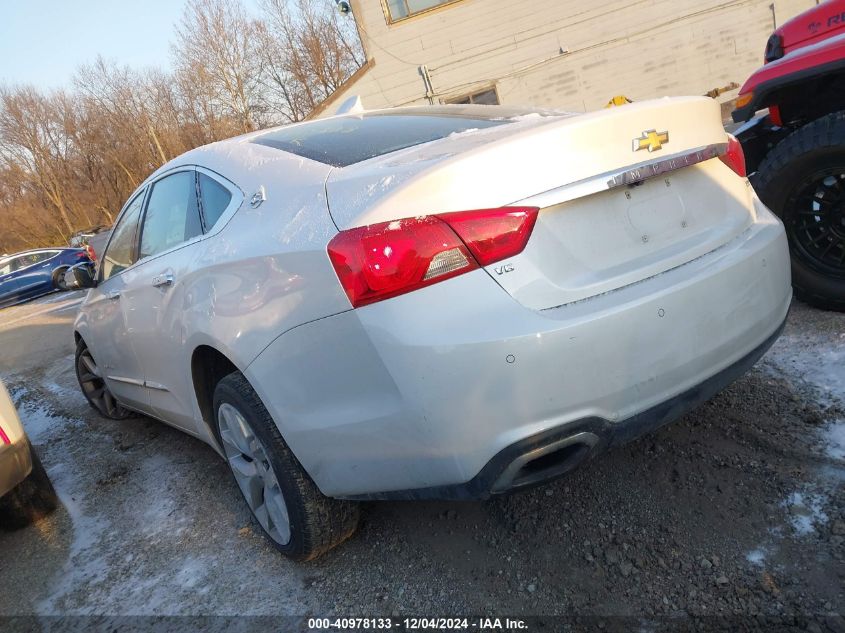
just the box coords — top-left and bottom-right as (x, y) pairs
(159, 104), (564, 171)
(1, 247), (68, 260)
(139, 104), (573, 200)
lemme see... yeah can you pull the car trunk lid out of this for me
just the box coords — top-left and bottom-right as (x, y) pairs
(326, 97), (753, 310)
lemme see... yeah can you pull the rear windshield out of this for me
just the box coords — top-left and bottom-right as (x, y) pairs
(252, 113), (509, 167)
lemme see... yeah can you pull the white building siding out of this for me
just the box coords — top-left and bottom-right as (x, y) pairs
(317, 0), (816, 117)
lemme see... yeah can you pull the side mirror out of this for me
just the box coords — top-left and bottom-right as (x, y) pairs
(65, 262), (97, 289)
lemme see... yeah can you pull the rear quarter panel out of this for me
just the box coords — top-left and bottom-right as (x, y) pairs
(177, 143), (349, 364)
(141, 143), (351, 445)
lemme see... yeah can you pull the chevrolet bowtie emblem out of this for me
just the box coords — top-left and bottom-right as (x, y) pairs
(633, 129), (669, 152)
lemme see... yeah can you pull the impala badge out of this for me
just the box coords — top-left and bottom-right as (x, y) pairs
(633, 130), (669, 153)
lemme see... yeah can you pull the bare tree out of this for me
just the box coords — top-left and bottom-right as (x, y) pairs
(0, 87), (83, 238)
(0, 0), (366, 254)
(256, 0), (364, 122)
(173, 0), (263, 133)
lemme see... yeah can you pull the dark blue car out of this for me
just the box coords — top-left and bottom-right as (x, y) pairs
(0, 248), (92, 309)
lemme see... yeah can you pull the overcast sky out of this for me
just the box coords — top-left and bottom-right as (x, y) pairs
(0, 0), (260, 90)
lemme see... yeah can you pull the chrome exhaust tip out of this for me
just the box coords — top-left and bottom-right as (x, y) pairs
(492, 431), (600, 493)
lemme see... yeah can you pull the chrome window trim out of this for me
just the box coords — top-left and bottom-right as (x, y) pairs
(516, 143), (729, 210)
(98, 165), (244, 285)
(136, 168), (205, 263)
(97, 186), (150, 284)
(195, 165), (245, 238)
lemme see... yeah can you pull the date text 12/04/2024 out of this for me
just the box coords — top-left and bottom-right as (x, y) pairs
(307, 618), (529, 630)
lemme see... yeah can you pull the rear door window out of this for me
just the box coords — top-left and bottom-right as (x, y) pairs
(139, 171), (203, 259)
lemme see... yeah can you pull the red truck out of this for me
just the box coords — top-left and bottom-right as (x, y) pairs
(733, 0), (845, 311)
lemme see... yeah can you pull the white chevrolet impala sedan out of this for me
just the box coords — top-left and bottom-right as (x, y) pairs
(69, 97), (791, 560)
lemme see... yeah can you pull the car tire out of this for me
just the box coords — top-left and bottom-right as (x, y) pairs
(52, 266), (69, 291)
(75, 339), (134, 420)
(213, 372), (360, 561)
(0, 447), (58, 530)
(753, 111), (845, 312)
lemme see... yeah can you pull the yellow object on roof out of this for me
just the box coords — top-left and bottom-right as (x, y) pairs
(606, 95), (633, 108)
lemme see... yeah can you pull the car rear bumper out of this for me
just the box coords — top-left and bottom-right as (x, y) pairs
(345, 312), (786, 500)
(0, 438), (32, 499)
(247, 200), (791, 499)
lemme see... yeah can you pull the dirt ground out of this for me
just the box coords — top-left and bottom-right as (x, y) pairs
(0, 291), (842, 631)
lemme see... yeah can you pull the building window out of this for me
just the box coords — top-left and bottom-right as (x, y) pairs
(447, 87), (500, 105)
(384, 0), (462, 22)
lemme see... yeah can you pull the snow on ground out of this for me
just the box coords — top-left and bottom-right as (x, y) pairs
(36, 462), (113, 616)
(7, 384), (81, 443)
(764, 330), (845, 406)
(781, 490), (829, 536)
(745, 548), (766, 566)
(746, 315), (843, 570)
(764, 327), (845, 466)
(823, 420), (845, 461)
(42, 353), (80, 400)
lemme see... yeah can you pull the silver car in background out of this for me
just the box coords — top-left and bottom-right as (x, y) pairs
(69, 97), (791, 560)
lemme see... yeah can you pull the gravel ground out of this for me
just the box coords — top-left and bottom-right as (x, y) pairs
(0, 293), (842, 631)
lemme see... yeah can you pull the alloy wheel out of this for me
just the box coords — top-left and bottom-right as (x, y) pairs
(76, 348), (126, 418)
(217, 403), (291, 545)
(785, 168), (845, 276)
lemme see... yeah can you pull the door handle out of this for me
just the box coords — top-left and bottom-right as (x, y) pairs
(152, 272), (174, 287)
(107, 290), (121, 300)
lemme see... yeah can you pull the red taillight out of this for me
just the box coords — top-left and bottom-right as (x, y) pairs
(720, 134), (747, 178)
(327, 207), (539, 308)
(438, 207), (539, 266)
(0, 424), (9, 445)
(328, 216), (477, 308)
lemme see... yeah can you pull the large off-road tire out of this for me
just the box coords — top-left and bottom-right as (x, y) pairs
(213, 372), (359, 561)
(75, 339), (134, 420)
(51, 266), (69, 291)
(0, 448), (58, 530)
(753, 111), (845, 312)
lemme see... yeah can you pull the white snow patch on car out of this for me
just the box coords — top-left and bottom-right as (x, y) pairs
(448, 127), (480, 138)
